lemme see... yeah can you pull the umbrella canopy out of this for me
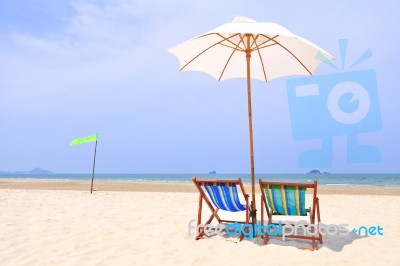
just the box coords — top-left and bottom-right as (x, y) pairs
(168, 16), (335, 226)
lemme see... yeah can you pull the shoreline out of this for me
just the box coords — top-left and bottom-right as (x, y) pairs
(1, 178), (399, 195)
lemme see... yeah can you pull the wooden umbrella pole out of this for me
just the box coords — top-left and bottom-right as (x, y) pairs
(245, 34), (257, 229)
(90, 139), (98, 194)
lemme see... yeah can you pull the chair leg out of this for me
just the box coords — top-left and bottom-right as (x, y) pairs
(195, 231), (202, 240)
(260, 195), (264, 239)
(316, 198), (323, 244)
(264, 200), (272, 245)
(205, 208), (219, 225)
(239, 233), (244, 242)
(238, 208), (250, 242)
(195, 194), (203, 240)
(309, 209), (318, 250)
(264, 215), (273, 245)
(260, 195), (273, 245)
(196, 208), (220, 240)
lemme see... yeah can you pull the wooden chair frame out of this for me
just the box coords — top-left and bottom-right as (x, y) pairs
(259, 179), (322, 250)
(192, 177), (250, 241)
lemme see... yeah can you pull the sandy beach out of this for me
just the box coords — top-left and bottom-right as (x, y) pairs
(1, 179), (400, 266)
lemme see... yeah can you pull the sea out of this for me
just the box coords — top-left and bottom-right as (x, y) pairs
(0, 173), (399, 188)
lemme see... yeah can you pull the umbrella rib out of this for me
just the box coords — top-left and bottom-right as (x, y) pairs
(256, 43), (278, 50)
(217, 34), (247, 81)
(180, 40), (220, 71)
(279, 43), (313, 75)
(259, 34), (313, 75)
(180, 33), (244, 71)
(249, 35), (280, 82)
(200, 32), (245, 51)
(219, 43), (244, 51)
(251, 35), (279, 51)
(217, 48), (237, 81)
(253, 36), (268, 82)
(216, 33), (246, 52)
(249, 34), (258, 50)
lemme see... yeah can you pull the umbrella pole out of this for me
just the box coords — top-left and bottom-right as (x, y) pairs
(245, 34), (257, 234)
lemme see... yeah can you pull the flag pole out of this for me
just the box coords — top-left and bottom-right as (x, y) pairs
(90, 137), (98, 194)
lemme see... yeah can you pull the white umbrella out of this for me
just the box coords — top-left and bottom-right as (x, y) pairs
(168, 16), (335, 226)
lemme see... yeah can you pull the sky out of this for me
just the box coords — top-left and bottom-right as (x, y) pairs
(0, 0), (399, 174)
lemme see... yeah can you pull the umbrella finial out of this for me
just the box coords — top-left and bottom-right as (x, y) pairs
(232, 16), (256, 23)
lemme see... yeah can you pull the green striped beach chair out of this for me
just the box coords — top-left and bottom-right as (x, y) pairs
(192, 177), (250, 241)
(259, 179), (322, 250)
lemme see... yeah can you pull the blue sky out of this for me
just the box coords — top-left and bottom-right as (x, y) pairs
(0, 0), (399, 174)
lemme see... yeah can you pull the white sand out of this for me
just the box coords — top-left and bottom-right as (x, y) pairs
(1, 187), (399, 265)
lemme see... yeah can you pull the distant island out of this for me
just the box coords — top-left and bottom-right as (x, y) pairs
(209, 171), (217, 174)
(307, 169), (330, 174)
(0, 167), (53, 175)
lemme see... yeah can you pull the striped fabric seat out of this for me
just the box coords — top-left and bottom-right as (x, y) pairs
(193, 177), (250, 241)
(201, 182), (246, 212)
(262, 184), (307, 216)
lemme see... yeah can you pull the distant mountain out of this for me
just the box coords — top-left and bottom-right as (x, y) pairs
(307, 169), (330, 174)
(0, 167), (53, 175)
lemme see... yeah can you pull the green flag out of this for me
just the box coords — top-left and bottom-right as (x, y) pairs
(70, 134), (98, 146)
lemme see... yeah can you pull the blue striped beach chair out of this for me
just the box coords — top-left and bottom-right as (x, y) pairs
(259, 179), (322, 250)
(192, 177), (250, 241)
